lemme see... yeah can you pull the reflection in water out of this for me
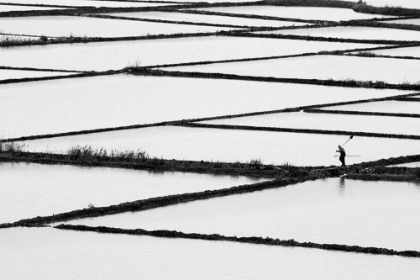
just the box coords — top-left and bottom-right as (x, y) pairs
(339, 177), (346, 195)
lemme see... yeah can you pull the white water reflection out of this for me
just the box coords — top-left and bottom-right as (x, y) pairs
(0, 37), (378, 71)
(193, 6), (390, 21)
(201, 111), (420, 136)
(105, 11), (307, 28)
(0, 75), (402, 138)
(325, 100), (420, 115)
(0, 162), (265, 223)
(1, 228), (419, 279)
(65, 178), (420, 251)
(19, 126), (420, 166)
(0, 16), (230, 38)
(258, 26), (420, 41)
(164, 55), (420, 84)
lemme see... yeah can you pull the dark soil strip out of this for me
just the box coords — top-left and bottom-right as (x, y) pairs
(393, 97), (420, 102)
(344, 52), (420, 61)
(0, 177), (313, 227)
(174, 122), (420, 140)
(54, 224), (420, 258)
(306, 109), (420, 119)
(131, 68), (420, 91)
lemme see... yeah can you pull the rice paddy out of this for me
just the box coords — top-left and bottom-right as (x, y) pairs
(2, 1), (420, 278)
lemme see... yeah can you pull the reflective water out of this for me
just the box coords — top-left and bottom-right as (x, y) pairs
(325, 100), (420, 115)
(371, 45), (420, 58)
(194, 6), (390, 21)
(19, 126), (420, 166)
(0, 69), (71, 81)
(0, 37), (378, 71)
(2, 0), (169, 7)
(258, 26), (420, 41)
(105, 11), (307, 28)
(0, 16), (228, 38)
(0, 4), (59, 12)
(66, 178), (420, 251)
(202, 111), (420, 136)
(0, 162), (264, 223)
(3, 228), (419, 279)
(164, 55), (420, 84)
(0, 74), (402, 138)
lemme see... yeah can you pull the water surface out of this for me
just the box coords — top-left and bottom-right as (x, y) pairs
(0, 162), (264, 223)
(0, 74), (402, 138)
(258, 26), (420, 41)
(0, 16), (229, 38)
(193, 6), (390, 21)
(0, 37), (379, 71)
(164, 55), (420, 84)
(325, 100), (420, 115)
(19, 126), (420, 166)
(2, 228), (418, 279)
(370, 45), (420, 58)
(202, 111), (420, 136)
(65, 178), (420, 251)
(105, 11), (307, 28)
(0, 69), (72, 81)
(2, 0), (170, 7)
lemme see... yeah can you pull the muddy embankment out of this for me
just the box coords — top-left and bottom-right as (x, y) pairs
(55, 224), (420, 258)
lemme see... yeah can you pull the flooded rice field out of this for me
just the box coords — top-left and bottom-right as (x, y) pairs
(163, 55), (420, 84)
(3, 228), (419, 280)
(0, 162), (263, 223)
(2, 0), (170, 8)
(201, 111), (420, 136)
(193, 6), (390, 21)
(2, 1), (420, 278)
(0, 69), (73, 81)
(65, 178), (420, 252)
(0, 4), (59, 12)
(257, 26), (420, 41)
(0, 74), (402, 138)
(0, 37), (377, 71)
(18, 126), (420, 166)
(369, 45), (420, 58)
(0, 16), (231, 38)
(324, 100), (420, 115)
(103, 11), (307, 28)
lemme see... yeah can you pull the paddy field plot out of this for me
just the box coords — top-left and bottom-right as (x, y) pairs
(163, 55), (420, 84)
(103, 11), (308, 28)
(0, 69), (74, 82)
(323, 100), (420, 115)
(380, 18), (420, 26)
(0, 4), (60, 12)
(18, 126), (420, 166)
(368, 45), (420, 58)
(2, 228), (419, 280)
(0, 162), (264, 223)
(0, 75), (402, 138)
(0, 0), (171, 8)
(200, 111), (420, 136)
(192, 6), (391, 21)
(0, 16), (230, 38)
(257, 26), (420, 41)
(64, 178), (420, 252)
(0, 37), (378, 71)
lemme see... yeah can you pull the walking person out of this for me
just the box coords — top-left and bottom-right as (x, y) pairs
(336, 145), (346, 167)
